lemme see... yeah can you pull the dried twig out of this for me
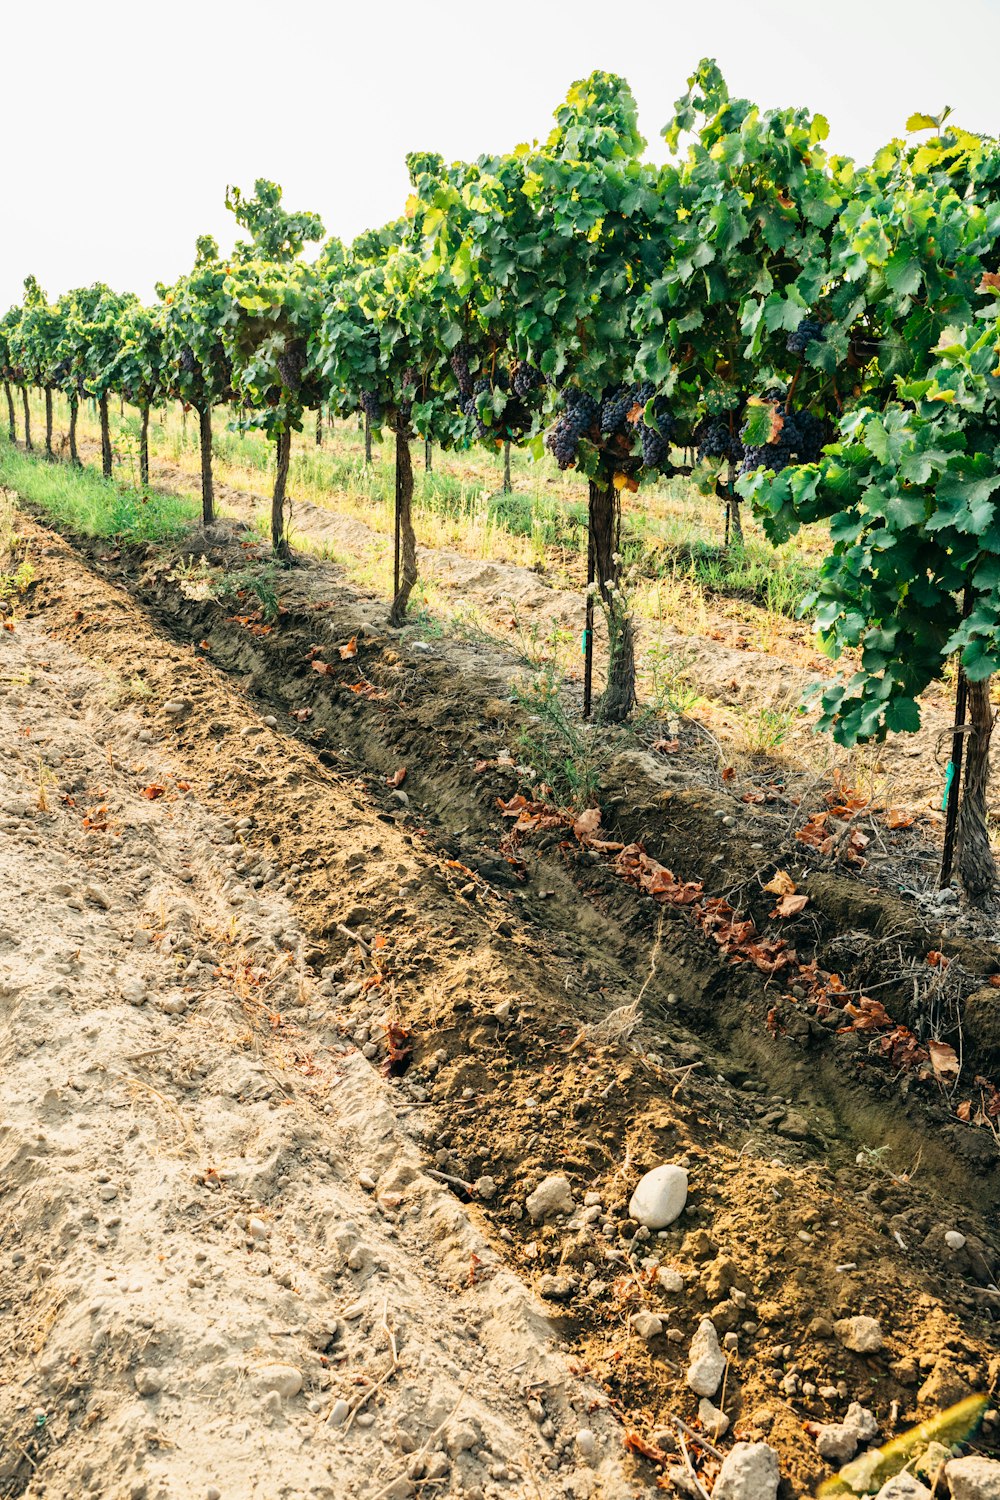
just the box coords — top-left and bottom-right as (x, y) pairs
(339, 1299), (399, 1433)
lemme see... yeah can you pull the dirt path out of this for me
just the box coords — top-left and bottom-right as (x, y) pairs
(3, 508), (1000, 1500)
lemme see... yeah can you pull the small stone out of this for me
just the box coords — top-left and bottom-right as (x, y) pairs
(251, 1363), (303, 1399)
(327, 1398), (350, 1428)
(874, 1475), (931, 1499)
(84, 883), (112, 910)
(814, 1424), (858, 1463)
(207, 1490), (221, 1500)
(945, 1230), (968, 1251)
(834, 1315), (884, 1354)
(777, 1111), (810, 1140)
(918, 1361), (972, 1409)
(248, 1216), (269, 1241)
(946, 1455), (1000, 1499)
(134, 1368), (163, 1397)
(713, 1441), (780, 1500)
(526, 1174), (575, 1221)
(656, 1266), (685, 1294)
(575, 1430), (596, 1459)
(163, 699), (190, 716)
(538, 1273), (575, 1301)
(844, 1403), (879, 1443)
(358, 1170), (377, 1192)
(687, 1317), (726, 1397)
(698, 1398), (729, 1438)
(474, 1176), (497, 1201)
(629, 1164), (688, 1230)
(630, 1310), (663, 1341)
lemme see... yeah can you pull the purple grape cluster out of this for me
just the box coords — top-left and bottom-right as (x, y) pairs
(450, 344), (473, 401)
(786, 317), (825, 356)
(545, 388), (599, 469)
(512, 360), (543, 399)
(697, 414), (743, 464)
(276, 339), (307, 393)
(738, 406), (828, 477)
(359, 389), (383, 425)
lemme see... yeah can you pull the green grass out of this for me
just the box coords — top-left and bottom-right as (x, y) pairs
(0, 433), (198, 543)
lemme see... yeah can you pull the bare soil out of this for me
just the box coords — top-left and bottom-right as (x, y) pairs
(2, 501), (999, 1500)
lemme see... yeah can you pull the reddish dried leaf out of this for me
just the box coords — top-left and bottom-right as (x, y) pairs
(979, 271), (1000, 292)
(290, 708), (314, 722)
(763, 870), (797, 897)
(387, 767), (407, 788)
(956, 1099), (972, 1121)
(312, 659), (334, 676)
(142, 785), (166, 800)
(652, 739), (680, 754)
(623, 1431), (671, 1466)
(927, 950), (949, 969)
(338, 636), (358, 660)
(722, 767), (736, 782)
(573, 807), (602, 840)
(885, 808), (915, 830)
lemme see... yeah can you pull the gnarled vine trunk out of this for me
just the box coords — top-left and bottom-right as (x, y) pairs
(198, 405), (214, 526)
(99, 394), (112, 477)
(589, 479), (636, 725)
(424, 438), (432, 473)
(389, 426), (416, 626)
(272, 427), (292, 562)
(503, 439), (512, 494)
(957, 675), (997, 903)
(364, 411), (372, 467)
(68, 396), (80, 465)
(44, 389), (53, 457)
(140, 404), (150, 487)
(4, 381), (15, 442)
(21, 388), (32, 451)
(725, 459), (743, 548)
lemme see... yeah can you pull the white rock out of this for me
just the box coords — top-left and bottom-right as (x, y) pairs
(163, 699), (190, 716)
(247, 1216), (269, 1241)
(630, 1310), (663, 1341)
(526, 1174), (575, 1222)
(947, 1455), (1000, 1499)
(814, 1424), (858, 1463)
(712, 1441), (779, 1500)
(874, 1475), (931, 1499)
(575, 1430), (596, 1459)
(834, 1315), (884, 1354)
(944, 1231), (968, 1251)
(251, 1363), (303, 1399)
(844, 1403), (879, 1443)
(327, 1398), (350, 1428)
(698, 1398), (729, 1438)
(474, 1175), (497, 1201)
(687, 1317), (726, 1397)
(629, 1164), (688, 1230)
(657, 1266), (685, 1294)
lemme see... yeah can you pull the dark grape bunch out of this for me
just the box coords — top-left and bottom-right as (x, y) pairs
(179, 345), (199, 376)
(639, 393), (675, 470)
(359, 389), (383, 425)
(786, 317), (825, 356)
(464, 375), (492, 437)
(696, 414), (744, 464)
(738, 406), (828, 477)
(511, 359), (543, 399)
(276, 339), (307, 394)
(545, 388), (599, 469)
(599, 384), (635, 435)
(449, 343), (473, 401)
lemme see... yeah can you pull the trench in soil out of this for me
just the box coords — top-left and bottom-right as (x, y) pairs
(7, 503), (1000, 1497)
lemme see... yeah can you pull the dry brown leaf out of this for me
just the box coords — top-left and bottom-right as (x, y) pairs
(338, 636), (358, 660)
(141, 785), (166, 801)
(885, 808), (915, 829)
(928, 1039), (960, 1082)
(773, 892), (809, 918)
(763, 869), (797, 897)
(311, 659), (334, 676)
(386, 767), (407, 788)
(573, 807), (602, 840)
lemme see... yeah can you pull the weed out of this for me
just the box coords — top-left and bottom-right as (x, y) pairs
(737, 702), (798, 756)
(217, 564), (281, 622)
(513, 663), (604, 806)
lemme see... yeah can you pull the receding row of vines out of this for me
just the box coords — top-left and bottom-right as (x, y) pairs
(3, 64), (1000, 901)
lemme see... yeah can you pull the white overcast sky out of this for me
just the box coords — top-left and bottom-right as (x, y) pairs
(3, 0), (998, 310)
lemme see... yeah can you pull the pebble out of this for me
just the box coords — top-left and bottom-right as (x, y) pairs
(687, 1317), (726, 1397)
(85, 883), (112, 910)
(358, 1170), (377, 1192)
(946, 1455), (1000, 1499)
(814, 1423), (858, 1463)
(630, 1310), (663, 1341)
(874, 1476), (930, 1499)
(698, 1398), (729, 1438)
(526, 1174), (575, 1221)
(945, 1230), (968, 1251)
(628, 1164), (688, 1230)
(834, 1315), (884, 1354)
(713, 1441), (780, 1500)
(656, 1266), (685, 1294)
(248, 1217), (269, 1241)
(327, 1398), (350, 1428)
(575, 1430), (596, 1460)
(474, 1175), (497, 1201)
(163, 700), (190, 716)
(844, 1403), (879, 1443)
(251, 1364), (303, 1399)
(134, 1368), (163, 1397)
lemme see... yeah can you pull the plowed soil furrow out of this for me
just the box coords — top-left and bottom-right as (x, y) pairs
(5, 505), (1000, 1500)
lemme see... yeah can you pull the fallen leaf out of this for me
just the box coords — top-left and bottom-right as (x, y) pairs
(927, 950), (950, 969)
(763, 870), (797, 897)
(338, 636), (358, 660)
(652, 739), (680, 753)
(142, 785), (166, 800)
(290, 708), (314, 722)
(957, 1100), (972, 1121)
(312, 659), (334, 676)
(885, 808), (915, 829)
(721, 767), (736, 782)
(623, 1431), (671, 1465)
(928, 1039), (960, 1082)
(773, 893), (809, 918)
(573, 807), (602, 840)
(386, 767), (407, 787)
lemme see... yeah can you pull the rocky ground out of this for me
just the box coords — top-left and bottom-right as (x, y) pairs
(1, 504), (999, 1500)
